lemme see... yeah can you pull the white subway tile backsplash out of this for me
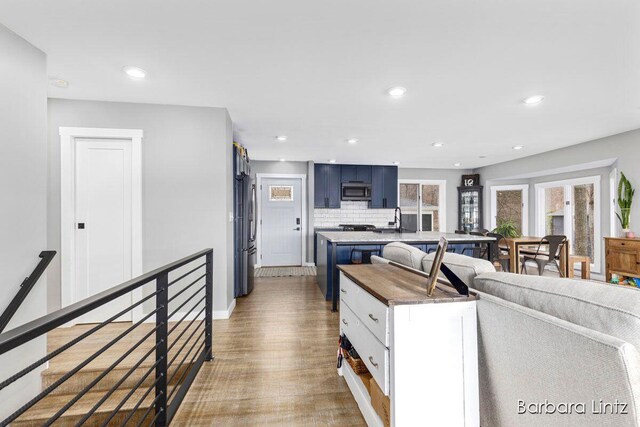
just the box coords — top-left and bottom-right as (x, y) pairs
(314, 201), (395, 227)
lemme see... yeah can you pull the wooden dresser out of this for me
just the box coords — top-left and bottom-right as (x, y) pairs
(337, 264), (479, 427)
(605, 237), (640, 282)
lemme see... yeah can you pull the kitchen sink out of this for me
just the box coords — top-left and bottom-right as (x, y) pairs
(372, 228), (400, 234)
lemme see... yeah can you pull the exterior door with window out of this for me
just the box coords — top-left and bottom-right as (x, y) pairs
(399, 181), (446, 232)
(490, 185), (529, 235)
(536, 177), (601, 272)
(260, 178), (303, 266)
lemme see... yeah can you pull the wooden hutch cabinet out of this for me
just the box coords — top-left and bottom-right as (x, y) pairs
(604, 237), (640, 282)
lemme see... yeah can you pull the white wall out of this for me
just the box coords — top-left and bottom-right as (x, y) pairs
(47, 99), (235, 316)
(399, 168), (473, 232)
(0, 23), (48, 419)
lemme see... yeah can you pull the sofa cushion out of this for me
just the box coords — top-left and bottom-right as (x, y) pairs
(381, 242), (427, 270)
(474, 272), (640, 351)
(422, 252), (495, 286)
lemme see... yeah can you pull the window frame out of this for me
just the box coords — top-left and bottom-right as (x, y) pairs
(490, 184), (529, 236)
(397, 179), (447, 232)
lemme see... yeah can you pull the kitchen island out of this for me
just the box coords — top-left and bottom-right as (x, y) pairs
(316, 231), (495, 311)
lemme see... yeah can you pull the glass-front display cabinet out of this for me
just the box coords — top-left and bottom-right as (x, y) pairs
(458, 174), (483, 232)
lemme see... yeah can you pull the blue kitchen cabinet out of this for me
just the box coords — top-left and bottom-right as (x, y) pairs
(371, 166), (398, 208)
(314, 163), (341, 208)
(341, 165), (372, 183)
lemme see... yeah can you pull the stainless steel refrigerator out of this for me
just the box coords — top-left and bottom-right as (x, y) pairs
(233, 145), (256, 297)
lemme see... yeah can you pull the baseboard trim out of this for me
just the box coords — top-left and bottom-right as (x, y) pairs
(214, 298), (236, 320)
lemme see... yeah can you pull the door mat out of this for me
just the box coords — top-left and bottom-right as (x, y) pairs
(255, 266), (317, 278)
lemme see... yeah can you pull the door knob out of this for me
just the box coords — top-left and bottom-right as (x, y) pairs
(293, 227), (301, 231)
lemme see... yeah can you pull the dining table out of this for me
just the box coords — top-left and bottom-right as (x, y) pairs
(501, 236), (571, 277)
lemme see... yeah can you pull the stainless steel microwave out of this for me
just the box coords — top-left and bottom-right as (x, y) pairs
(341, 182), (371, 201)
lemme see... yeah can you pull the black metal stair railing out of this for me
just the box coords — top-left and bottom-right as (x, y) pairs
(0, 250), (56, 334)
(0, 248), (214, 426)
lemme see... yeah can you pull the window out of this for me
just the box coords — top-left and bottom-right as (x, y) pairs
(269, 185), (293, 201)
(535, 176), (601, 272)
(490, 184), (529, 235)
(398, 180), (446, 232)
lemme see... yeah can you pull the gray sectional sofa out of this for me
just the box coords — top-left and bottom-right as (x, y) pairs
(371, 242), (640, 427)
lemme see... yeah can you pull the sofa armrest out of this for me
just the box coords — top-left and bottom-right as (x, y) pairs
(476, 291), (640, 427)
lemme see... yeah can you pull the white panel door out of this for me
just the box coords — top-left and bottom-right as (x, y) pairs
(75, 139), (133, 323)
(261, 178), (303, 266)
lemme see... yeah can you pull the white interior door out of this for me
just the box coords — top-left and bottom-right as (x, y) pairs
(75, 139), (133, 322)
(260, 178), (303, 266)
(490, 185), (529, 235)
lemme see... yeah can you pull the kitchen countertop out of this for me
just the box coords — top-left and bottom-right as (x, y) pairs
(338, 264), (476, 305)
(317, 230), (495, 243)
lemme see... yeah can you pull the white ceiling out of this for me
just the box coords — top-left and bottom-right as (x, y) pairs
(2, 0), (640, 168)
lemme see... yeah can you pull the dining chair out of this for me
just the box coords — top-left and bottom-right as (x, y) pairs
(462, 231), (489, 258)
(521, 235), (567, 277)
(486, 232), (510, 272)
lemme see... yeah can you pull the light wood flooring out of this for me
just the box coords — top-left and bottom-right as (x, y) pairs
(172, 276), (365, 426)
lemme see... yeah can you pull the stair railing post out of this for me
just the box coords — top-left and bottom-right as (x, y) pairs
(155, 272), (169, 426)
(205, 250), (214, 361)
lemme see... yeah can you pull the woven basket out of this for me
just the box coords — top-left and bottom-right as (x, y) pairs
(345, 352), (369, 375)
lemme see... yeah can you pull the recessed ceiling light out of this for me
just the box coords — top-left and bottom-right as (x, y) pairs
(393, 161), (400, 165)
(453, 162), (462, 167)
(329, 159), (336, 163)
(279, 158), (286, 162)
(276, 135), (287, 141)
(49, 77), (69, 88)
(523, 95), (544, 105)
(347, 138), (358, 144)
(512, 145), (524, 150)
(432, 142), (444, 148)
(388, 86), (407, 98)
(122, 66), (147, 79)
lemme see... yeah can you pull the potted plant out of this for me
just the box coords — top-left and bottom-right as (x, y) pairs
(492, 220), (520, 238)
(616, 172), (635, 238)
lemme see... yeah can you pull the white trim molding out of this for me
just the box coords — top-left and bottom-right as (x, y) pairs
(59, 127), (144, 323)
(255, 173), (308, 268)
(489, 184), (529, 235)
(214, 298), (236, 320)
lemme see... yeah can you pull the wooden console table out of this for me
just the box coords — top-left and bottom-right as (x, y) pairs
(605, 237), (640, 282)
(337, 264), (479, 427)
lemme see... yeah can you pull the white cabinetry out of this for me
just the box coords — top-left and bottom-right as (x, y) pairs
(338, 270), (479, 427)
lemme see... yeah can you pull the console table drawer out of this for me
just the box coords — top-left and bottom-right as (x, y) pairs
(340, 301), (358, 335)
(340, 274), (358, 308)
(608, 238), (640, 250)
(341, 273), (389, 347)
(355, 284), (389, 347)
(347, 311), (390, 396)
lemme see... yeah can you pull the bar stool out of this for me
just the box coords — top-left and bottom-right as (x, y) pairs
(350, 248), (381, 264)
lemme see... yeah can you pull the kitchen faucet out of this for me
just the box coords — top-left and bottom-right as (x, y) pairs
(389, 207), (402, 233)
